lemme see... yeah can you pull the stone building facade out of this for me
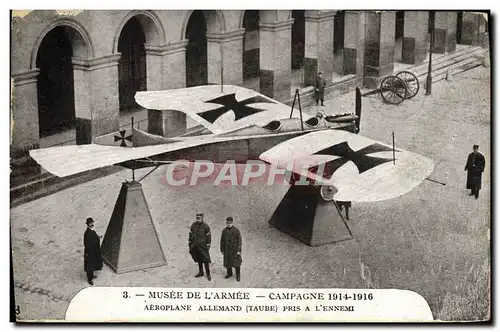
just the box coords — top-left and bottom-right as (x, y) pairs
(10, 10), (488, 159)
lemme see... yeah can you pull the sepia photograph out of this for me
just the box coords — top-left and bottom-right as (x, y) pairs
(9, 7), (491, 323)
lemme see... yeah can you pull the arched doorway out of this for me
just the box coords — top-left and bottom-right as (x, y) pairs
(242, 10), (260, 80)
(291, 10), (305, 91)
(36, 26), (76, 137)
(185, 10), (208, 87)
(291, 10), (305, 70)
(118, 17), (147, 112)
(333, 11), (345, 77)
(456, 11), (463, 44)
(394, 11), (405, 63)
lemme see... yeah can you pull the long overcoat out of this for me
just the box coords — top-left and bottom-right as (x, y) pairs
(189, 221), (212, 263)
(220, 226), (242, 268)
(314, 77), (326, 101)
(465, 152), (486, 190)
(84, 228), (103, 273)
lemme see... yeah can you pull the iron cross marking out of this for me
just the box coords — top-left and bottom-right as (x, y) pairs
(114, 130), (132, 147)
(198, 93), (275, 124)
(310, 142), (399, 178)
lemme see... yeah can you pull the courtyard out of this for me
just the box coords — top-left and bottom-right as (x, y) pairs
(10, 66), (490, 321)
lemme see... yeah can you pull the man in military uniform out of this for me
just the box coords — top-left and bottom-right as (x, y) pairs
(189, 213), (212, 280)
(220, 217), (242, 282)
(84, 217), (103, 285)
(464, 144), (486, 199)
(314, 72), (326, 106)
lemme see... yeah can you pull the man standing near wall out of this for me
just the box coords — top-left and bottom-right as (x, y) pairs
(314, 72), (326, 106)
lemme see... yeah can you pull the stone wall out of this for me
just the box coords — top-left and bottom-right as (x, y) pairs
(10, 10), (487, 155)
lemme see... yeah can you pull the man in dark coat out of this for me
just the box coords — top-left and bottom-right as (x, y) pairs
(464, 144), (486, 199)
(220, 217), (242, 281)
(314, 72), (326, 106)
(189, 213), (212, 280)
(84, 218), (102, 285)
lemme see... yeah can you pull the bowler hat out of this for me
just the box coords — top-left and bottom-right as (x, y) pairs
(473, 144), (479, 149)
(86, 217), (94, 225)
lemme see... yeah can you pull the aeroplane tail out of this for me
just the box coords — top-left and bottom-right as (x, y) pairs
(93, 127), (181, 147)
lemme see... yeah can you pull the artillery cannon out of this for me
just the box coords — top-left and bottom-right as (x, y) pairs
(362, 71), (420, 105)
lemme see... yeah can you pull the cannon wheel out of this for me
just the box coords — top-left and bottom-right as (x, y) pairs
(396, 71), (420, 99)
(380, 75), (407, 105)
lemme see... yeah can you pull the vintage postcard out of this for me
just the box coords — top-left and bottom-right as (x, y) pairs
(9, 8), (491, 323)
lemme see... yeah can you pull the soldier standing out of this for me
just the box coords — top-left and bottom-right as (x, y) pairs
(84, 217), (103, 285)
(220, 217), (242, 282)
(189, 213), (212, 281)
(314, 72), (326, 106)
(464, 144), (486, 199)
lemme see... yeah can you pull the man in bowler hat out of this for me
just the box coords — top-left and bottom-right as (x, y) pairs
(464, 144), (486, 199)
(84, 218), (103, 285)
(220, 217), (242, 281)
(189, 213), (212, 280)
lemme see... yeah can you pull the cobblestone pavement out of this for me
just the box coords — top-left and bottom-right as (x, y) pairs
(11, 66), (490, 321)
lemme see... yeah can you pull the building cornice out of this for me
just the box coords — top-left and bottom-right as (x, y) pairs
(12, 69), (40, 86)
(207, 29), (246, 43)
(259, 19), (295, 32)
(145, 40), (190, 56)
(72, 54), (122, 71)
(305, 10), (337, 22)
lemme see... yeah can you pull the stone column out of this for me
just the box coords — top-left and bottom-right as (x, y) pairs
(72, 54), (121, 144)
(146, 41), (189, 90)
(434, 11), (457, 54)
(355, 12), (366, 80)
(144, 45), (164, 91)
(343, 11), (361, 75)
(145, 41), (188, 137)
(364, 11), (396, 88)
(207, 29), (245, 86)
(335, 11), (365, 78)
(72, 59), (91, 144)
(461, 12), (487, 46)
(304, 10), (335, 86)
(402, 11), (429, 64)
(11, 69), (40, 153)
(259, 19), (293, 101)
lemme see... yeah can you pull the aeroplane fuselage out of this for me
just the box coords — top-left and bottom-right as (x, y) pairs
(150, 125), (355, 165)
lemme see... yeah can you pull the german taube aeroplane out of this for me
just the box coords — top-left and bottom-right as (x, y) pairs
(30, 84), (434, 203)
(29, 84), (436, 249)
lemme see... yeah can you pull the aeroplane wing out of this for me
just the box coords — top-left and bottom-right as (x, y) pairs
(28, 143), (180, 178)
(259, 130), (435, 202)
(29, 135), (225, 178)
(135, 85), (309, 135)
